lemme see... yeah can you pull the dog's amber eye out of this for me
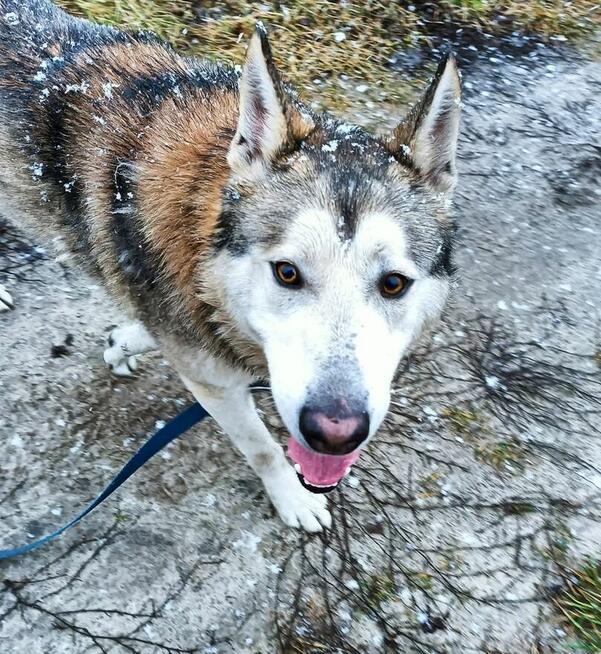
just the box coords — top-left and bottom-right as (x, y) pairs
(380, 272), (411, 298)
(273, 261), (302, 288)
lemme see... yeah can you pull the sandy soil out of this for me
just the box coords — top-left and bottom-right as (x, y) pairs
(1, 42), (601, 654)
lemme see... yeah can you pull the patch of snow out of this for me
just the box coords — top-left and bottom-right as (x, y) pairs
(266, 561), (281, 575)
(336, 123), (354, 134)
(30, 162), (44, 178)
(338, 607), (352, 622)
(346, 475), (360, 488)
(65, 81), (90, 94)
(484, 374), (502, 390)
(9, 433), (23, 448)
(102, 81), (119, 99)
(416, 611), (429, 625)
(3, 12), (20, 26)
(233, 531), (262, 553)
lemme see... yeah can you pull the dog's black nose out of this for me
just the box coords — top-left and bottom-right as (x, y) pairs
(299, 402), (370, 455)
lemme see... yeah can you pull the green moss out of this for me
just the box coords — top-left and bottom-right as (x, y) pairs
(365, 572), (396, 609)
(542, 524), (573, 563)
(555, 560), (601, 652)
(442, 405), (527, 471)
(409, 571), (434, 591)
(473, 439), (527, 470)
(441, 406), (479, 435)
(503, 501), (537, 516)
(417, 471), (444, 498)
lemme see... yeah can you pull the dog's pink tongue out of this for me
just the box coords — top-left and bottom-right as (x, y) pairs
(287, 437), (360, 487)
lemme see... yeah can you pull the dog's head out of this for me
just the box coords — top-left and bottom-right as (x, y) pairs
(212, 26), (460, 491)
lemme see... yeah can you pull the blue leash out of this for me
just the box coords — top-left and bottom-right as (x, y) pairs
(0, 402), (209, 560)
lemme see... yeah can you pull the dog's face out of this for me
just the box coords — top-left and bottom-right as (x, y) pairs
(213, 27), (460, 490)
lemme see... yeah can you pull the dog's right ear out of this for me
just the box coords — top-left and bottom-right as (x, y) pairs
(227, 24), (313, 180)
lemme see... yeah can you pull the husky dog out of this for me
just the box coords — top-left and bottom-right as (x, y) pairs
(0, 0), (460, 531)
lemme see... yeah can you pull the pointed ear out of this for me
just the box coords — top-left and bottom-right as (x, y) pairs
(386, 53), (461, 193)
(227, 24), (313, 180)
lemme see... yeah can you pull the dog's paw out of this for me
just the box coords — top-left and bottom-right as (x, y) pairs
(105, 353), (138, 377)
(103, 331), (138, 377)
(0, 285), (14, 311)
(263, 466), (332, 532)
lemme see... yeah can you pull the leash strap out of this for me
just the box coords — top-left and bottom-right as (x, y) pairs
(0, 402), (209, 560)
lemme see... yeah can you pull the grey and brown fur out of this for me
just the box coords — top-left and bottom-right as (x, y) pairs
(0, 0), (461, 531)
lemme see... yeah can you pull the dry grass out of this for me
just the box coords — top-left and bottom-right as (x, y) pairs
(56, 1), (601, 113)
(442, 0), (600, 39)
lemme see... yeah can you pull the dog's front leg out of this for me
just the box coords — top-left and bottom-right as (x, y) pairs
(180, 375), (332, 532)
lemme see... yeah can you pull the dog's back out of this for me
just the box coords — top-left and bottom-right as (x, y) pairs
(0, 0), (135, 258)
(0, 0), (241, 326)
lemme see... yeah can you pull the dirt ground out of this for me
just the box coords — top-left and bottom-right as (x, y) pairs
(1, 33), (601, 654)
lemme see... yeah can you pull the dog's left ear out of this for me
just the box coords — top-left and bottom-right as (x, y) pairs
(386, 53), (461, 193)
(228, 23), (313, 180)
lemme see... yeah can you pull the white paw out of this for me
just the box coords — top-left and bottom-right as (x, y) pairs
(263, 465), (332, 532)
(0, 284), (14, 311)
(103, 331), (138, 377)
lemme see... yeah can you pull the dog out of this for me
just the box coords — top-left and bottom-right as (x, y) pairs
(0, 0), (460, 531)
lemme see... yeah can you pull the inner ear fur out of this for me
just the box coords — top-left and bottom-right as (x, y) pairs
(227, 24), (314, 178)
(386, 53), (461, 193)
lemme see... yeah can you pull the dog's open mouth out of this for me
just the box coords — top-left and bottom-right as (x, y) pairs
(287, 437), (361, 494)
